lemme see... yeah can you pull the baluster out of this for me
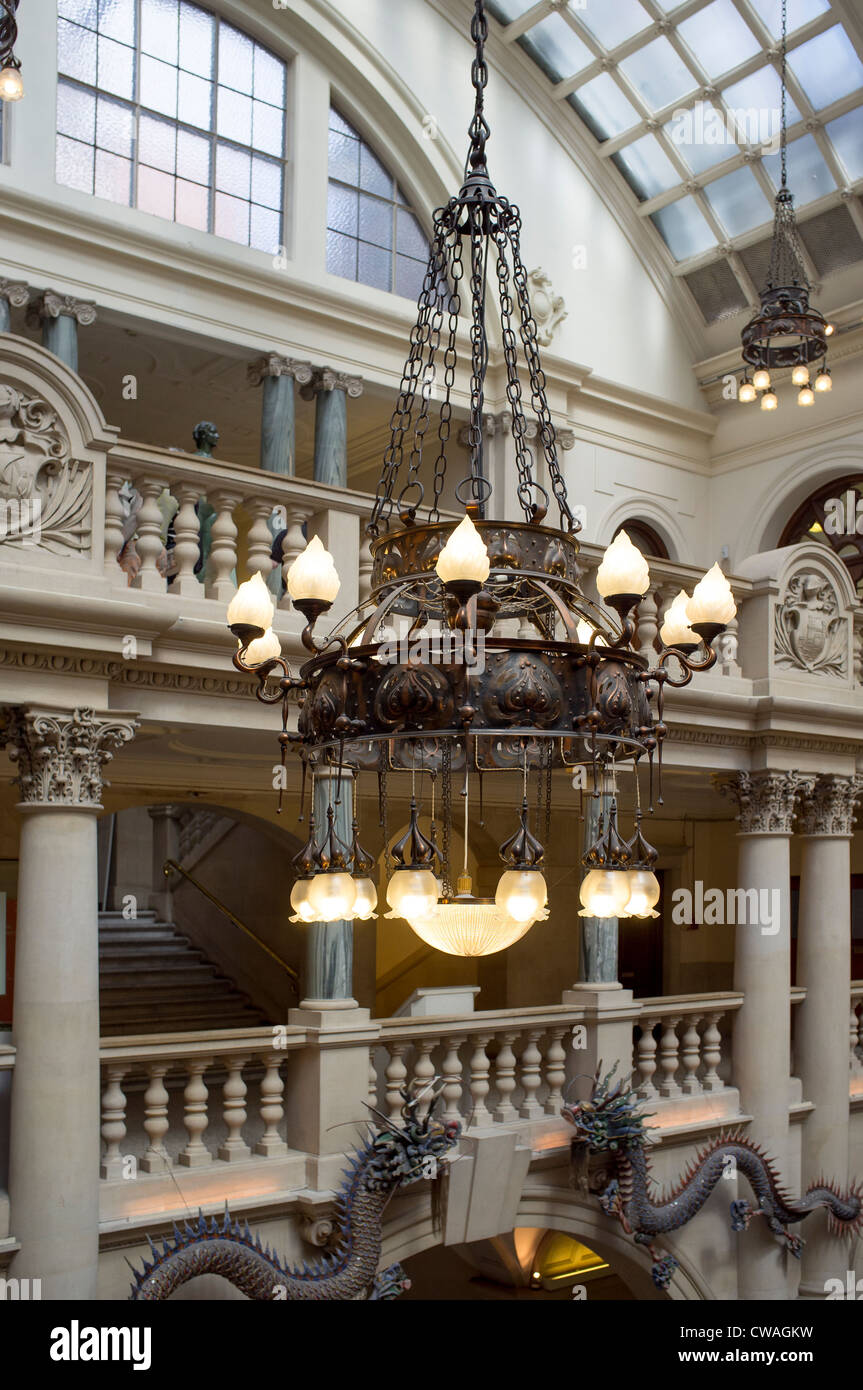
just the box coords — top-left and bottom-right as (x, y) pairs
(219, 1056), (251, 1161)
(368, 1051), (379, 1108)
(657, 1016), (682, 1098)
(441, 1035), (465, 1124)
(493, 1033), (518, 1122)
(171, 481), (203, 596)
(413, 1038), (436, 1116)
(140, 1063), (172, 1172)
(519, 1031), (543, 1119)
(544, 1027), (567, 1115)
(132, 475), (167, 592)
(635, 1018), (659, 1099)
(680, 1014), (703, 1095)
(178, 1059), (212, 1167)
(256, 1052), (288, 1156)
(245, 497), (277, 582)
(104, 470), (127, 581)
(205, 489), (242, 602)
(279, 506), (310, 603)
(702, 1012), (724, 1092)
(468, 1034), (493, 1126)
(385, 1042), (409, 1122)
(100, 1065), (127, 1179)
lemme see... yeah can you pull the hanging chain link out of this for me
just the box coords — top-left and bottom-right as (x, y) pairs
(493, 223), (538, 521)
(780, 0), (788, 191)
(467, 0), (490, 175)
(430, 230), (462, 523)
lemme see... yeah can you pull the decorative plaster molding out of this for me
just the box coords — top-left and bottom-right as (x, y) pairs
(0, 706), (138, 808)
(774, 570), (848, 678)
(27, 291), (97, 326)
(715, 770), (816, 835)
(797, 773), (863, 838)
(247, 354), (314, 388)
(527, 268), (567, 347)
(300, 368), (363, 399)
(0, 384), (93, 553)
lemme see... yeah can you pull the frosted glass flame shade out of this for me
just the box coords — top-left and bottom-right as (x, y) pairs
(306, 872), (357, 921)
(752, 368), (771, 390)
(596, 530), (650, 598)
(243, 628), (281, 664)
(494, 869), (548, 925)
(738, 379), (756, 403)
(226, 571), (275, 630)
(659, 589), (698, 647)
(760, 390), (778, 411)
(435, 515), (490, 585)
(351, 877), (378, 921)
(385, 868), (439, 922)
(686, 563), (736, 625)
(624, 869), (661, 919)
(814, 370), (832, 392)
(791, 364), (810, 386)
(289, 878), (318, 924)
(0, 67), (24, 101)
(287, 535), (341, 603)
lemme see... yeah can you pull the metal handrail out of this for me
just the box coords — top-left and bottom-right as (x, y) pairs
(163, 859), (299, 991)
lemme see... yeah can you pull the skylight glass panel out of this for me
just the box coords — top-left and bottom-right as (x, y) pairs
(664, 102), (740, 174)
(762, 132), (837, 204)
(703, 165), (772, 236)
(485, 0), (537, 21)
(613, 133), (680, 200)
(677, 0), (761, 79)
(748, 0), (830, 37)
(788, 27), (863, 110)
(619, 38), (698, 112)
(825, 107), (863, 183)
(577, 0), (650, 51)
(567, 73), (639, 140)
(518, 13), (592, 83)
(651, 196), (716, 259)
(721, 68), (800, 143)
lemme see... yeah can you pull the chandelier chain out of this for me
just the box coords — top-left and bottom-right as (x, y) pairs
(465, 210), (490, 505)
(780, 0), (788, 191)
(494, 225), (541, 520)
(467, 0), (491, 176)
(430, 235), (463, 524)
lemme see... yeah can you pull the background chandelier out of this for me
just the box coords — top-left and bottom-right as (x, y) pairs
(0, 1), (23, 102)
(737, 0), (832, 412)
(226, 0), (737, 956)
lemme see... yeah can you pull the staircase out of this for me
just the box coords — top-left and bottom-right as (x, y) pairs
(99, 910), (271, 1036)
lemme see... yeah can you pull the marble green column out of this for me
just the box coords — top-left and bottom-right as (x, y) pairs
(28, 290), (97, 373)
(301, 368), (363, 489)
(0, 278), (29, 332)
(578, 782), (619, 984)
(247, 353), (313, 476)
(304, 771), (356, 1006)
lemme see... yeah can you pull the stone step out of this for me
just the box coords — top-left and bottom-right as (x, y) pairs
(101, 1013), (266, 1036)
(99, 941), (202, 959)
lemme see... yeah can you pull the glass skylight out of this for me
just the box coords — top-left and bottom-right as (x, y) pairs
(488, 1), (863, 275)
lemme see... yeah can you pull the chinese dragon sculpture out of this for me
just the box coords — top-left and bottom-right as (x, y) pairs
(562, 1067), (863, 1291)
(129, 1086), (459, 1301)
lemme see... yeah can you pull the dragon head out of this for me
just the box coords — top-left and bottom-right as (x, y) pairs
(364, 1083), (460, 1191)
(561, 1064), (650, 1152)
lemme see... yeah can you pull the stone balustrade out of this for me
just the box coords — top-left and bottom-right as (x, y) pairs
(632, 993), (743, 1100)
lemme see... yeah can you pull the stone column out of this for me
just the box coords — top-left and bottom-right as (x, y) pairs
(303, 771), (355, 1007)
(27, 291), (97, 373)
(718, 769), (814, 1300)
(0, 278), (29, 333)
(577, 781), (618, 986)
(148, 804), (181, 922)
(301, 368), (363, 489)
(0, 706), (138, 1299)
(247, 354), (313, 476)
(795, 774), (862, 1297)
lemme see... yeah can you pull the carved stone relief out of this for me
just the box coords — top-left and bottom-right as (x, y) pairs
(774, 569), (848, 677)
(0, 384), (92, 553)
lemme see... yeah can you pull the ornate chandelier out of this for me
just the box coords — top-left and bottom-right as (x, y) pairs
(737, 0), (832, 411)
(225, 0), (737, 956)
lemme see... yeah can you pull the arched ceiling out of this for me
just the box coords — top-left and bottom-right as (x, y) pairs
(486, 0), (863, 332)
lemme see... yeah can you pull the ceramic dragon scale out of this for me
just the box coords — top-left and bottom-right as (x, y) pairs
(562, 1066), (863, 1291)
(129, 1086), (460, 1301)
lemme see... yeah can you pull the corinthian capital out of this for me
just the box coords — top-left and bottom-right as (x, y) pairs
(28, 290), (97, 326)
(300, 367), (363, 400)
(715, 769), (816, 835)
(797, 773), (863, 838)
(0, 706), (139, 809)
(247, 354), (313, 388)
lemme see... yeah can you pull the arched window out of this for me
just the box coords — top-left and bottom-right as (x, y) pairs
(611, 519), (670, 559)
(327, 108), (428, 298)
(55, 0), (287, 252)
(779, 474), (863, 596)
